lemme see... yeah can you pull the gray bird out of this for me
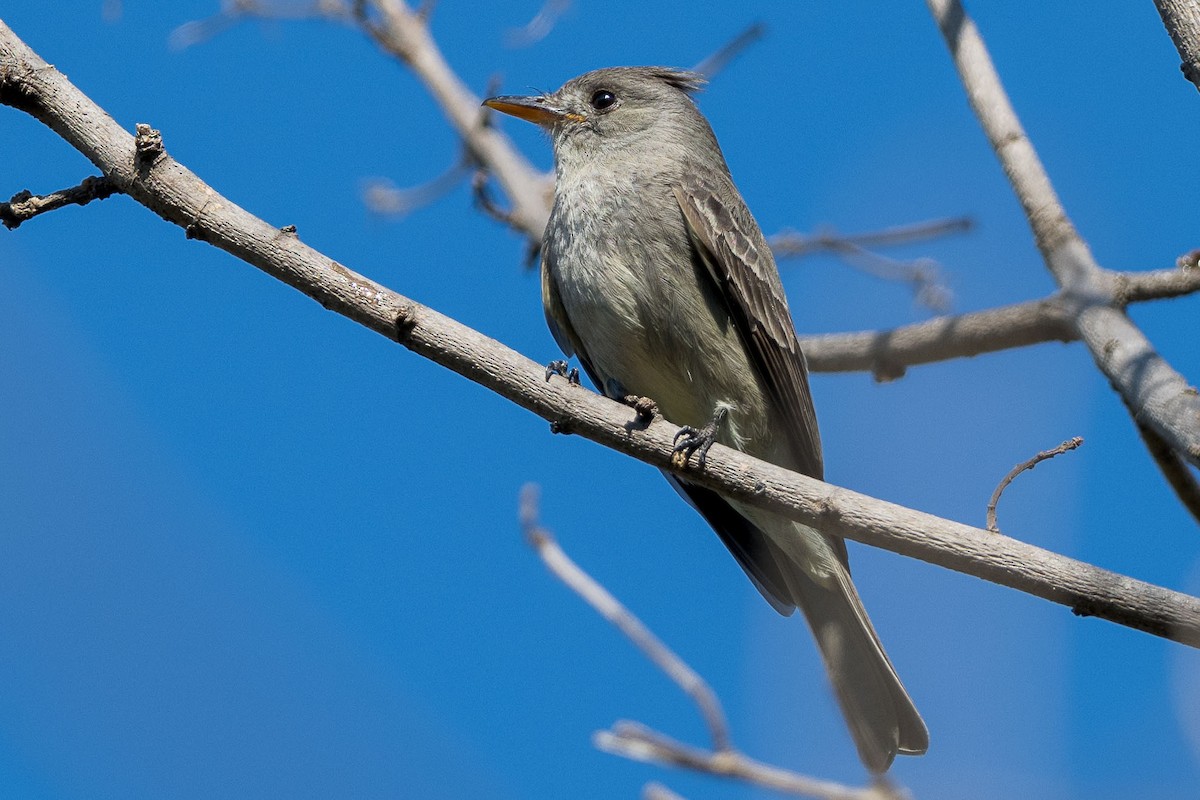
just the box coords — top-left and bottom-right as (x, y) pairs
(485, 67), (928, 773)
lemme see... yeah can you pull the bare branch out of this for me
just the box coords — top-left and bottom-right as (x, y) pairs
(522, 490), (899, 797)
(771, 217), (974, 256)
(1153, 0), (1200, 92)
(519, 485), (732, 753)
(987, 437), (1084, 533)
(0, 175), (118, 230)
(1113, 262), (1200, 304)
(799, 296), (1074, 380)
(773, 225), (955, 314)
(596, 723), (904, 800)
(4, 21), (1200, 647)
(102, 0), (124, 23)
(799, 264), (1200, 379)
(357, 0), (551, 237)
(361, 155), (472, 217)
(642, 782), (688, 800)
(1131, 410), (1200, 528)
(169, 0), (358, 50)
(927, 0), (1200, 470)
(505, 0), (571, 48)
(177, 0), (553, 236)
(771, 217), (973, 313)
(691, 22), (767, 79)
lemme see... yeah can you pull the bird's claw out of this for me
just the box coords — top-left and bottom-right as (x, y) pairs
(545, 359), (580, 385)
(622, 394), (658, 422)
(671, 407), (728, 469)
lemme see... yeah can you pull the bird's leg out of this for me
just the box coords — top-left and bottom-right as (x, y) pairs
(545, 359), (580, 385)
(672, 405), (729, 469)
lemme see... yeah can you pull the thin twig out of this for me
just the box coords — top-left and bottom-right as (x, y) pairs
(595, 723), (905, 800)
(361, 154), (472, 217)
(504, 0), (571, 48)
(519, 487), (900, 798)
(771, 217), (973, 255)
(987, 437), (1084, 532)
(771, 217), (973, 312)
(642, 782), (688, 800)
(169, 0), (358, 50)
(692, 22), (767, 79)
(0, 176), (119, 229)
(518, 485), (733, 752)
(773, 225), (955, 313)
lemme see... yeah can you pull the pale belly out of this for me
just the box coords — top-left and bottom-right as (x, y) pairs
(551, 244), (774, 457)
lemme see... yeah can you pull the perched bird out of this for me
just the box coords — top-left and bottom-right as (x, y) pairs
(485, 67), (927, 772)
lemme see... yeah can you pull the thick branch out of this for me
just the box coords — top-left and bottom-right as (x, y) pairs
(1154, 0), (1200, 92)
(1131, 413), (1200, 527)
(798, 296), (1074, 380)
(928, 0), (1200, 473)
(3, 21), (1199, 648)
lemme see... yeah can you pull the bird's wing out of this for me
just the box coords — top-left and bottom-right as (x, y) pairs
(673, 176), (823, 480)
(542, 250), (606, 391)
(541, 251), (579, 359)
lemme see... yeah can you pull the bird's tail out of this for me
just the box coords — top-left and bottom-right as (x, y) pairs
(789, 552), (928, 773)
(744, 510), (928, 773)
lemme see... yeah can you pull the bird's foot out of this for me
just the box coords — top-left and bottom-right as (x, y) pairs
(622, 394), (659, 423)
(671, 406), (729, 469)
(545, 359), (580, 385)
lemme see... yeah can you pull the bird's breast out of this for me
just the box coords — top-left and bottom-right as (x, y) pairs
(545, 169), (770, 448)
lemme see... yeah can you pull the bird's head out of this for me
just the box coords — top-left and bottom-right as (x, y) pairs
(484, 67), (715, 164)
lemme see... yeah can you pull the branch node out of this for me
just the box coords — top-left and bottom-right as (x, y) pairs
(134, 122), (164, 164)
(871, 359), (907, 383)
(279, 223), (298, 235)
(393, 302), (418, 341)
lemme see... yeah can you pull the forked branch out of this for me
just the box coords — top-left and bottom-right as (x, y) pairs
(3, 20), (1199, 647)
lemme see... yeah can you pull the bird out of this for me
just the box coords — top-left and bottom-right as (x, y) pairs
(484, 66), (928, 773)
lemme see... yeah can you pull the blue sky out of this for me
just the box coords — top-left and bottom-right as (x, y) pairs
(1, 2), (1199, 798)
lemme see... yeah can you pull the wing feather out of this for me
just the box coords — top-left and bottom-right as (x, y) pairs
(673, 177), (823, 481)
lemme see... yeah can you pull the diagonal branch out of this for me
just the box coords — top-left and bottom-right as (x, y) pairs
(521, 488), (905, 799)
(928, 0), (1200, 476)
(519, 485), (732, 754)
(1153, 0), (1200, 92)
(356, 0), (551, 237)
(177, 1), (1200, 392)
(4, 21), (1199, 648)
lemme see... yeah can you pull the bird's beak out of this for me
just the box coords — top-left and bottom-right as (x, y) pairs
(483, 95), (578, 126)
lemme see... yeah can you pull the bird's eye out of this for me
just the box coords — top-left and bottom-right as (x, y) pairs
(590, 90), (617, 110)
